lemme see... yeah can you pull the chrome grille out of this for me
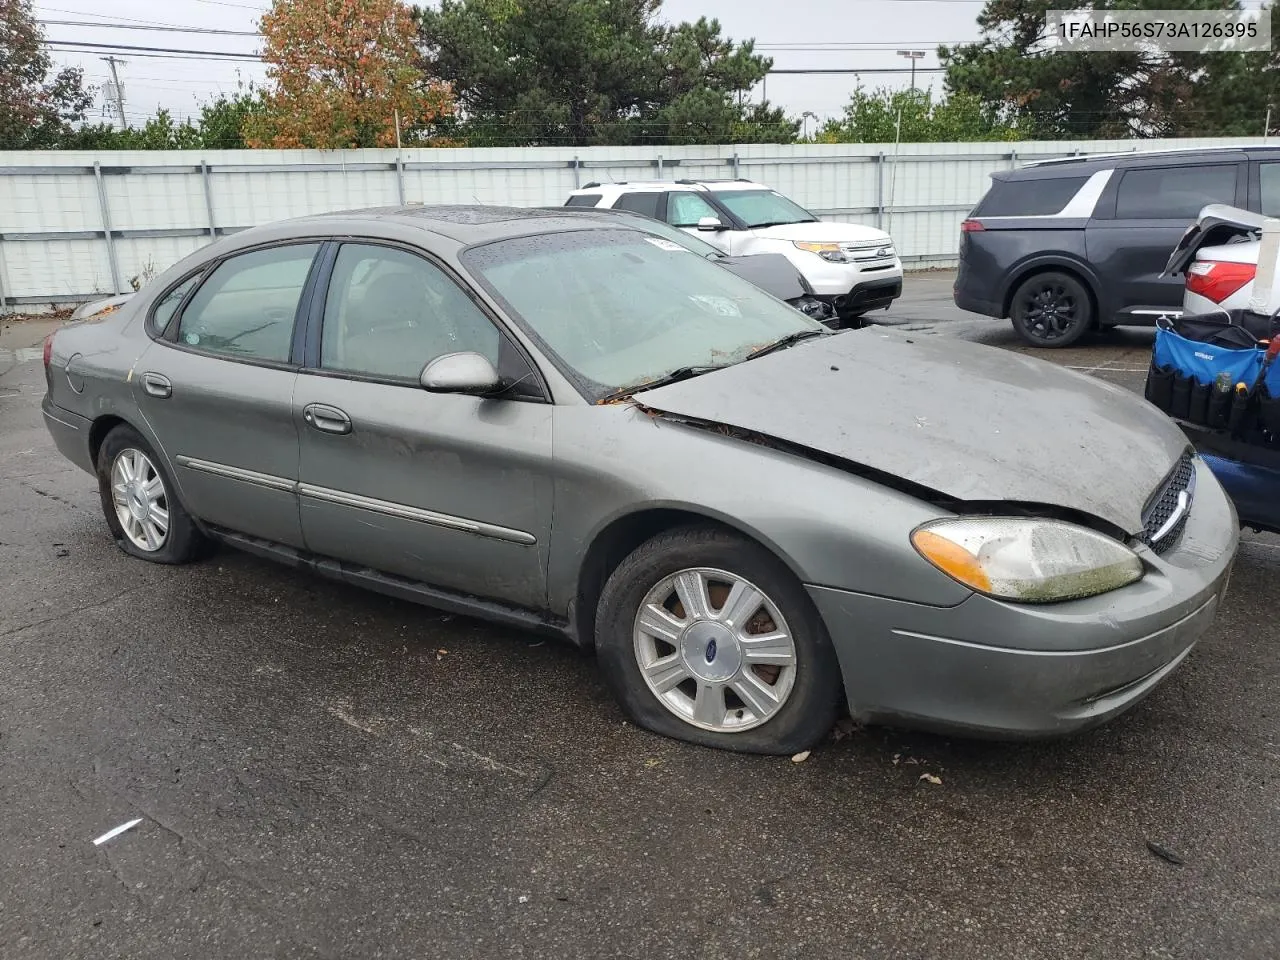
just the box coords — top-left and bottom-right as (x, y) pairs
(1139, 452), (1196, 554)
(839, 241), (896, 264)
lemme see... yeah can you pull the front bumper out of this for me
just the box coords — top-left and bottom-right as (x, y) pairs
(808, 457), (1238, 738)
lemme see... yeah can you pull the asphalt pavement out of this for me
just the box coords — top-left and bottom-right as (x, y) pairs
(1, 276), (1277, 959)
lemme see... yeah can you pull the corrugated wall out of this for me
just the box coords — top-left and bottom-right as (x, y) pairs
(0, 137), (1266, 307)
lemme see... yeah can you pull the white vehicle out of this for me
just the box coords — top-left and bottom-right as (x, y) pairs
(1168, 205), (1280, 316)
(565, 179), (902, 325)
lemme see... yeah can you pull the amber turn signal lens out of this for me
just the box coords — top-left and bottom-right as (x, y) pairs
(911, 529), (992, 593)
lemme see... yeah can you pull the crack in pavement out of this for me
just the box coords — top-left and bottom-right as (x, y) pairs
(0, 587), (143, 640)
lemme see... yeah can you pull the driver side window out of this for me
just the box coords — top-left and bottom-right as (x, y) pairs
(175, 244), (319, 362)
(667, 192), (720, 227)
(320, 243), (501, 381)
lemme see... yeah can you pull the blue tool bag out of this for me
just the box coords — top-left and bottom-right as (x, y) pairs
(1144, 312), (1274, 435)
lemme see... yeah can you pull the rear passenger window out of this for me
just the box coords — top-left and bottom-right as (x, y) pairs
(565, 194), (601, 207)
(1260, 163), (1280, 217)
(614, 192), (663, 219)
(975, 177), (1088, 217)
(1115, 165), (1238, 220)
(175, 244), (319, 363)
(150, 273), (200, 335)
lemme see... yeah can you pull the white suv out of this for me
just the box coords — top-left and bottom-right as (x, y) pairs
(565, 179), (902, 323)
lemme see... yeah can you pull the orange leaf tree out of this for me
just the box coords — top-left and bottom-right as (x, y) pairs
(245, 0), (454, 148)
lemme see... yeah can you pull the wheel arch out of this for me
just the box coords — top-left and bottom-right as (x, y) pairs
(88, 414), (131, 467)
(1001, 258), (1102, 327)
(570, 504), (809, 651)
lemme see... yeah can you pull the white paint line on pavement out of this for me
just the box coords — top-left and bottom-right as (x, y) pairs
(92, 818), (143, 846)
(1067, 365), (1149, 374)
(0, 348), (44, 364)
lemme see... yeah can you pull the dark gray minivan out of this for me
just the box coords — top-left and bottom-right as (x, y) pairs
(954, 145), (1280, 347)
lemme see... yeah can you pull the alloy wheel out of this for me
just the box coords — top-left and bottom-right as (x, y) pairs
(110, 448), (170, 552)
(632, 567), (798, 733)
(1020, 281), (1079, 341)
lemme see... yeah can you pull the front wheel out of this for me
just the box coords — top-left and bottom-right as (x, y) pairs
(1010, 271), (1093, 347)
(595, 526), (843, 754)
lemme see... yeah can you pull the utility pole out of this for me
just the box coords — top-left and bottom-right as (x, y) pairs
(897, 50), (926, 92)
(1266, 104), (1273, 143)
(102, 57), (127, 130)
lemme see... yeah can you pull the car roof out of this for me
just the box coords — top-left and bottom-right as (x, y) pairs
(1005, 144), (1280, 180)
(233, 204), (632, 245)
(571, 179), (763, 194)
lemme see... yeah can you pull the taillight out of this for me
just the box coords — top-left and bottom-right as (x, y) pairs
(960, 219), (985, 233)
(1186, 260), (1255, 304)
(42, 333), (54, 368)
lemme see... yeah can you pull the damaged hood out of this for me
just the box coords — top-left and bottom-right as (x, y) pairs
(638, 329), (1187, 535)
(715, 253), (810, 302)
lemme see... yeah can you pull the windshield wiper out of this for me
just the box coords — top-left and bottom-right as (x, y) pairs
(743, 328), (829, 361)
(750, 218), (819, 228)
(599, 365), (722, 403)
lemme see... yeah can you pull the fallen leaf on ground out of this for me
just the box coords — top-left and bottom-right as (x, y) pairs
(919, 773), (943, 785)
(791, 750), (811, 763)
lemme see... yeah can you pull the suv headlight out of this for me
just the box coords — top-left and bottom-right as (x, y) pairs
(910, 518), (1143, 603)
(793, 241), (848, 263)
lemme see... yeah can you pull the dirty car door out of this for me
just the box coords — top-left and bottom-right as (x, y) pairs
(133, 242), (321, 547)
(293, 242), (554, 609)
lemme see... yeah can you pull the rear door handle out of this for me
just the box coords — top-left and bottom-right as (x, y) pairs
(303, 403), (352, 436)
(141, 372), (172, 399)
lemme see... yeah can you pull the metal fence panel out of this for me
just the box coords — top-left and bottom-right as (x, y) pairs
(0, 136), (1265, 308)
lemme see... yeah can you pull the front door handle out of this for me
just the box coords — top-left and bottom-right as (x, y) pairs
(303, 403), (352, 436)
(141, 372), (172, 399)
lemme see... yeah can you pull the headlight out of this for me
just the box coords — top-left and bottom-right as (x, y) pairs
(793, 241), (848, 263)
(910, 518), (1143, 603)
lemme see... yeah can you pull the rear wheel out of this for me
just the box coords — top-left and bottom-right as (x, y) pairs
(595, 525), (843, 754)
(1010, 271), (1093, 347)
(96, 424), (207, 564)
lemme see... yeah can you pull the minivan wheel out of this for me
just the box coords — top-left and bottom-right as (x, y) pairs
(1010, 271), (1093, 347)
(96, 424), (207, 564)
(595, 525), (843, 754)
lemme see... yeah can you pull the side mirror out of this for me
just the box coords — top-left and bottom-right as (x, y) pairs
(420, 352), (502, 396)
(696, 216), (725, 232)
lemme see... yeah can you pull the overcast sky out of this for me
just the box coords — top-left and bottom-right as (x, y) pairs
(33, 0), (989, 131)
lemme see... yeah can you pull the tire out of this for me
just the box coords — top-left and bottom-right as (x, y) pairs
(595, 525), (843, 754)
(96, 424), (207, 564)
(1009, 270), (1094, 348)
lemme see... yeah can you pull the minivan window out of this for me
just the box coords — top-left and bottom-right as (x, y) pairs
(975, 176), (1088, 217)
(565, 194), (601, 207)
(1115, 164), (1238, 220)
(175, 244), (319, 362)
(1260, 163), (1280, 218)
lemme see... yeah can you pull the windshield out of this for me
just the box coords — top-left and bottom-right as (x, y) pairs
(712, 189), (818, 229)
(463, 229), (821, 399)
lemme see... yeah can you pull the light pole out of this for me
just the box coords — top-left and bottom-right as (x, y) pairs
(802, 111), (817, 140)
(897, 50), (926, 91)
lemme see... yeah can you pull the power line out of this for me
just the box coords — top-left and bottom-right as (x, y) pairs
(41, 19), (260, 36)
(770, 67), (948, 75)
(45, 39), (260, 60)
(188, 0), (266, 8)
(38, 4), (227, 29)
